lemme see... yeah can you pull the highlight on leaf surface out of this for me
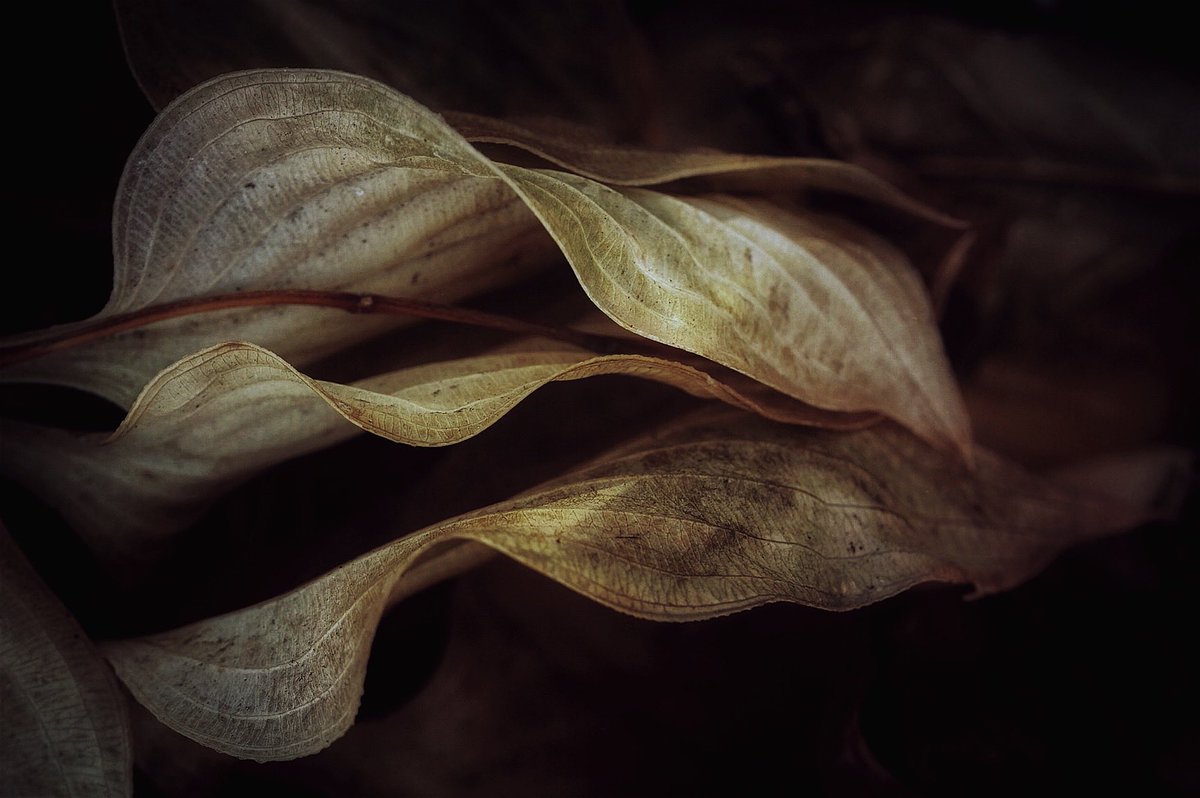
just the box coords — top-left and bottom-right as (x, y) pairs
(2, 69), (964, 456)
(104, 411), (1147, 761)
(0, 524), (132, 797)
(1, 5), (1194, 795)
(0, 338), (873, 566)
(489, 173), (971, 456)
(0, 70), (554, 407)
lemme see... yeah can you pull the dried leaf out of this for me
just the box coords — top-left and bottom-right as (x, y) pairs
(1, 70), (553, 407)
(104, 411), (1143, 760)
(491, 177), (970, 455)
(0, 524), (132, 797)
(0, 339), (870, 563)
(4, 69), (962, 453)
(446, 110), (964, 225)
(177, 558), (869, 797)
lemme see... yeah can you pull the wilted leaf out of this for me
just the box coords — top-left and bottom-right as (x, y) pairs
(3, 69), (964, 453)
(0, 524), (132, 797)
(447, 110), (964, 224)
(2, 6), (1194, 796)
(104, 410), (1148, 760)
(1, 70), (555, 407)
(0, 338), (872, 564)
(151, 557), (872, 797)
(491, 178), (970, 455)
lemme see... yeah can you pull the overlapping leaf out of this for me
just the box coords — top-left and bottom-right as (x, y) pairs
(0, 338), (872, 563)
(0, 6), (1192, 795)
(3, 69), (965, 453)
(104, 410), (1145, 760)
(1, 71), (555, 407)
(447, 110), (963, 224)
(491, 181), (970, 455)
(0, 524), (132, 797)
(115, 0), (657, 140)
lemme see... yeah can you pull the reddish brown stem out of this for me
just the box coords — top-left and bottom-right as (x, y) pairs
(0, 289), (654, 368)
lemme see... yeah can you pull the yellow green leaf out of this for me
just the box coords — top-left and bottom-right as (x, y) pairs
(447, 109), (964, 225)
(4, 70), (960, 455)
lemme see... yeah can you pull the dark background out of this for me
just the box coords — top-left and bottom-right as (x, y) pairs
(2, 2), (1196, 795)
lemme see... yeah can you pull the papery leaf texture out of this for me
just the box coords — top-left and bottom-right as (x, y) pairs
(0, 70), (553, 407)
(1, 70), (966, 454)
(104, 410), (1142, 761)
(446, 110), (964, 224)
(490, 180), (971, 455)
(0, 339), (870, 562)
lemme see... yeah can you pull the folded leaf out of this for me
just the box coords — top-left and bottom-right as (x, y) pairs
(0, 524), (132, 797)
(0, 340), (872, 563)
(447, 110), (964, 225)
(105, 411), (1144, 760)
(491, 173), (971, 455)
(2, 70), (552, 406)
(5, 70), (961, 456)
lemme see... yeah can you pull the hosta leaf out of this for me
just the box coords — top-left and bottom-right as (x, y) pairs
(0, 340), (871, 563)
(0, 524), (132, 797)
(1, 70), (553, 407)
(447, 110), (964, 225)
(5, 70), (960, 454)
(104, 410), (1145, 761)
(490, 177), (970, 455)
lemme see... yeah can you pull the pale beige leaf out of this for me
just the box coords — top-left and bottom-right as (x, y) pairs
(447, 110), (963, 225)
(0, 339), (870, 564)
(1, 70), (551, 407)
(6, 69), (958, 447)
(491, 170), (971, 455)
(104, 411), (1143, 760)
(0, 524), (132, 797)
